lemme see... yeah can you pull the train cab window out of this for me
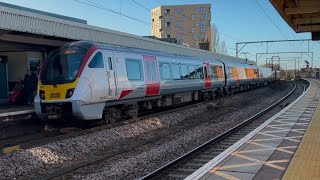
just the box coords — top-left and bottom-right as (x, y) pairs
(180, 64), (188, 79)
(160, 63), (171, 80)
(88, 52), (104, 68)
(172, 63), (180, 79)
(125, 59), (143, 80)
(195, 65), (203, 79)
(188, 65), (196, 79)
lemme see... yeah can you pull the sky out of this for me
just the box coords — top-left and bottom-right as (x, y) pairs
(0, 0), (318, 69)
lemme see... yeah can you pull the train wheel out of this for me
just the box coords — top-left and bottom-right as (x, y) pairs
(203, 92), (211, 101)
(127, 104), (139, 118)
(104, 107), (121, 124)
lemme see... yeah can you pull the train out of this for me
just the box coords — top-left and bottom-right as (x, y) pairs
(34, 41), (277, 122)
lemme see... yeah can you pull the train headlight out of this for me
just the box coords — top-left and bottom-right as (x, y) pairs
(66, 88), (75, 99)
(39, 90), (45, 100)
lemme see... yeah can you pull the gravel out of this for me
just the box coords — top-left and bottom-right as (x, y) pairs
(0, 81), (293, 180)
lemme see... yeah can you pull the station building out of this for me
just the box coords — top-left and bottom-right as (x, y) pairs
(0, 2), (250, 103)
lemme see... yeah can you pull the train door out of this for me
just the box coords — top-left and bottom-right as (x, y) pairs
(143, 56), (160, 96)
(203, 63), (211, 89)
(0, 57), (8, 99)
(104, 54), (117, 99)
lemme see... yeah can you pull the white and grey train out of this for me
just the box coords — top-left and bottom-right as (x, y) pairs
(35, 41), (276, 122)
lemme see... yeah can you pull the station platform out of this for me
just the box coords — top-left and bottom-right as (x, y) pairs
(0, 104), (34, 119)
(186, 78), (320, 180)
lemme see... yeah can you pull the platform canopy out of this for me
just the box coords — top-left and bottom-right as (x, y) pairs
(270, 0), (320, 40)
(0, 2), (253, 64)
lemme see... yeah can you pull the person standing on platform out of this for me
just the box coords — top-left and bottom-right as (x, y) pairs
(23, 70), (37, 105)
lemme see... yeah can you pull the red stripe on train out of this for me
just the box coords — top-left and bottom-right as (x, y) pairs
(119, 90), (134, 99)
(77, 46), (97, 77)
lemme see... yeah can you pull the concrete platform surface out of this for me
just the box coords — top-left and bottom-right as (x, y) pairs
(0, 104), (34, 118)
(186, 79), (320, 180)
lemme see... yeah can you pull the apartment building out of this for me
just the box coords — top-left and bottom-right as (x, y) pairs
(151, 4), (211, 50)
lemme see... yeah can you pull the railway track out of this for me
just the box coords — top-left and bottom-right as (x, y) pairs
(26, 81), (302, 179)
(0, 82), (286, 155)
(140, 80), (306, 180)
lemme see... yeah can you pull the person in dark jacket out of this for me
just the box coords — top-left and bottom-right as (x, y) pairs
(23, 70), (38, 105)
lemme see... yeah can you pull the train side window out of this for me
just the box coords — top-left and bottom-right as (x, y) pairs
(125, 59), (143, 80)
(217, 66), (224, 79)
(180, 64), (188, 79)
(160, 63), (171, 80)
(172, 63), (180, 79)
(107, 57), (113, 70)
(188, 65), (196, 79)
(210, 65), (217, 79)
(195, 65), (203, 79)
(89, 52), (104, 68)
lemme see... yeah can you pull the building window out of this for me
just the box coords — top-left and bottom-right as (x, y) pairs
(182, 15), (185, 21)
(167, 35), (171, 38)
(195, 8), (199, 13)
(196, 41), (199, 46)
(160, 63), (171, 80)
(196, 22), (199, 27)
(192, 27), (194, 33)
(175, 8), (184, 14)
(165, 22), (170, 28)
(166, 28), (170, 34)
(164, 15), (168, 21)
(171, 15), (174, 21)
(200, 20), (206, 26)
(200, 7), (206, 13)
(177, 34), (181, 40)
(201, 27), (206, 32)
(201, 14), (207, 20)
(191, 14), (195, 20)
(125, 59), (143, 80)
(89, 52), (104, 68)
(181, 34), (184, 40)
(164, 9), (170, 14)
(200, 33), (206, 39)
(175, 21), (183, 27)
(180, 27), (183, 33)
(193, 34), (197, 39)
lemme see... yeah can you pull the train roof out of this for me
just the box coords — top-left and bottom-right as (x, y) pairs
(62, 41), (253, 65)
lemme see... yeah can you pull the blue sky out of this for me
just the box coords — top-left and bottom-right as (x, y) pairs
(0, 0), (318, 68)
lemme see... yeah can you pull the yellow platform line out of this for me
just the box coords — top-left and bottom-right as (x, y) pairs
(283, 101), (320, 179)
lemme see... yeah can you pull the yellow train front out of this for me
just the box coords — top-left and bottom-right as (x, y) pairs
(34, 42), (105, 120)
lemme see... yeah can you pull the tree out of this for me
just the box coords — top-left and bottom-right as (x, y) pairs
(211, 24), (228, 55)
(220, 40), (228, 55)
(211, 24), (219, 53)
